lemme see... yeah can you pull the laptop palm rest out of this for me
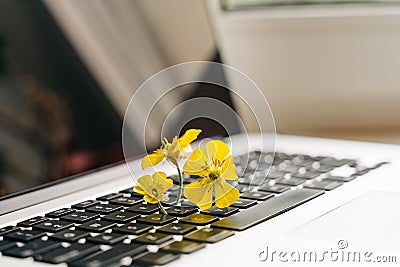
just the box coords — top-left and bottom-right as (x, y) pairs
(287, 191), (400, 254)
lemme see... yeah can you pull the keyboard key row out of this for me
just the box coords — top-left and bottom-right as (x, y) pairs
(3, 239), (61, 258)
(68, 242), (146, 267)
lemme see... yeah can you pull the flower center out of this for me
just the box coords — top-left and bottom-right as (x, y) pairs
(209, 170), (220, 180)
(151, 188), (159, 198)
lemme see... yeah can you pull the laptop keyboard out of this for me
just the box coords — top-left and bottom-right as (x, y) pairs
(0, 151), (386, 266)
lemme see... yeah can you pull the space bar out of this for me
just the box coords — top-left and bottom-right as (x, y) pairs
(212, 188), (324, 231)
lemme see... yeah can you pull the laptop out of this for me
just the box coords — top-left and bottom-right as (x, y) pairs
(1, 1), (400, 267)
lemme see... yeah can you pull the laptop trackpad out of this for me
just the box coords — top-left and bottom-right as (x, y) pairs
(288, 191), (400, 254)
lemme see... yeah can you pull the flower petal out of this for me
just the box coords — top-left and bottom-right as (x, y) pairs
(184, 178), (214, 210)
(206, 140), (230, 163)
(133, 185), (146, 195)
(166, 136), (180, 164)
(144, 195), (159, 204)
(220, 156), (238, 181)
(136, 174), (154, 195)
(214, 178), (240, 208)
(183, 147), (210, 176)
(141, 152), (165, 169)
(151, 172), (173, 193)
(178, 129), (202, 151)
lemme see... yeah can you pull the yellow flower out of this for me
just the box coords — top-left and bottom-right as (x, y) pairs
(141, 129), (202, 169)
(133, 172), (173, 204)
(183, 140), (239, 210)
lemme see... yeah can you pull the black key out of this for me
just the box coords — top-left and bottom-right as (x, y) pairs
(96, 193), (123, 201)
(46, 208), (75, 218)
(50, 229), (89, 242)
(157, 223), (196, 235)
(120, 189), (144, 199)
(137, 214), (176, 226)
(247, 159), (270, 171)
(325, 175), (356, 182)
(135, 251), (180, 266)
(235, 165), (246, 177)
(4, 229), (46, 242)
(0, 240), (17, 251)
(275, 177), (305, 186)
(212, 188), (324, 231)
(102, 211), (140, 223)
(71, 200), (100, 210)
(77, 220), (116, 232)
(275, 152), (291, 160)
(165, 206), (198, 217)
(234, 154), (248, 165)
(240, 191), (274, 201)
(161, 195), (180, 206)
(238, 176), (265, 186)
(134, 232), (172, 245)
(253, 169), (271, 179)
(168, 175), (197, 185)
(231, 198), (257, 209)
(184, 227), (234, 243)
(86, 204), (123, 214)
(34, 243), (101, 264)
(180, 214), (218, 226)
(320, 157), (353, 167)
(34, 220), (73, 232)
(166, 175), (178, 185)
(258, 184), (290, 193)
(293, 170), (320, 179)
(113, 223), (152, 235)
(166, 191), (178, 197)
(266, 170), (286, 179)
(3, 239), (61, 258)
(166, 185), (180, 196)
(291, 156), (314, 167)
(0, 226), (18, 236)
(304, 180), (343, 191)
(201, 206), (239, 217)
(86, 232), (127, 244)
(127, 203), (159, 215)
(160, 240), (205, 254)
(277, 163), (300, 173)
(109, 196), (142, 206)
(180, 199), (198, 207)
(69, 242), (146, 267)
(17, 216), (47, 227)
(271, 158), (285, 165)
(310, 164), (335, 173)
(235, 184), (250, 193)
(61, 212), (99, 223)
(248, 150), (262, 158)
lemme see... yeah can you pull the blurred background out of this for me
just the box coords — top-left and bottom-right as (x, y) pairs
(1, 0), (400, 196)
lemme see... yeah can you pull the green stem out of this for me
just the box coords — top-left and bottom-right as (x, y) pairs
(176, 165), (183, 205)
(158, 201), (168, 215)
